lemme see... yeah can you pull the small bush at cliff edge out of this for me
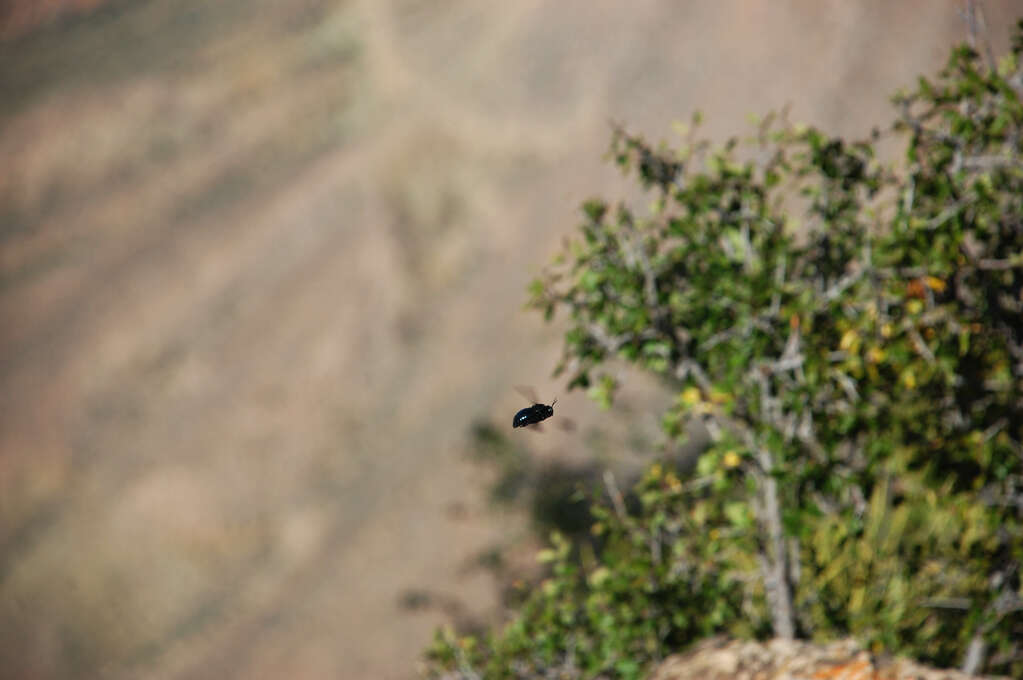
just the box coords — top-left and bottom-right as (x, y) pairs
(426, 23), (1023, 679)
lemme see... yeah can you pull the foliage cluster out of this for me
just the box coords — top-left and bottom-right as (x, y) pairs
(427, 25), (1023, 679)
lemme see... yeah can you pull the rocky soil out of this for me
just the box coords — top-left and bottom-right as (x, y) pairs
(649, 638), (1005, 680)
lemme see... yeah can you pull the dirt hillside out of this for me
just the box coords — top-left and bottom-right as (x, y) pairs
(0, 2), (1018, 679)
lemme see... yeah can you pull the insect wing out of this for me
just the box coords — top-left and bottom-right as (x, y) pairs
(514, 385), (541, 404)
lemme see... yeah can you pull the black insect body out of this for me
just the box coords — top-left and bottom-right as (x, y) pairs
(512, 399), (556, 428)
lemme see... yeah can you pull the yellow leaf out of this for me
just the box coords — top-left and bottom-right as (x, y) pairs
(881, 322), (894, 339)
(902, 369), (916, 389)
(588, 567), (611, 587)
(723, 450), (741, 468)
(695, 401), (714, 415)
(680, 387), (701, 406)
(839, 329), (860, 352)
(850, 586), (865, 613)
(924, 275), (947, 293)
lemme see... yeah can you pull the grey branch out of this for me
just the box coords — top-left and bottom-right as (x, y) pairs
(754, 446), (796, 640)
(603, 469), (628, 521)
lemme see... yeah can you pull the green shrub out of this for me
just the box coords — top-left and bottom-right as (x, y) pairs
(426, 24), (1023, 679)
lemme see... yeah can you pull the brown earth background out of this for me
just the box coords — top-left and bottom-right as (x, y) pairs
(0, 2), (1019, 679)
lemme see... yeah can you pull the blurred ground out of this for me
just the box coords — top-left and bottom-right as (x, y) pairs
(0, 2), (1018, 679)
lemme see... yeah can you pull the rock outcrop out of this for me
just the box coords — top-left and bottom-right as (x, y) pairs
(648, 638), (1005, 680)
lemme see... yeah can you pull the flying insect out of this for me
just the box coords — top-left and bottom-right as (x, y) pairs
(512, 398), (557, 428)
(512, 385), (570, 430)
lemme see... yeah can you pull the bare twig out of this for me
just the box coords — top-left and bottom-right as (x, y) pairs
(586, 323), (627, 354)
(925, 204), (961, 231)
(603, 469), (628, 521)
(675, 359), (714, 393)
(962, 0), (997, 72)
(962, 633), (987, 674)
(907, 326), (936, 364)
(453, 645), (482, 680)
(924, 597), (973, 610)
(823, 270), (862, 302)
(962, 154), (1023, 171)
(770, 254), (787, 316)
(977, 254), (1023, 271)
(649, 524), (662, 565)
(960, 564), (1023, 674)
